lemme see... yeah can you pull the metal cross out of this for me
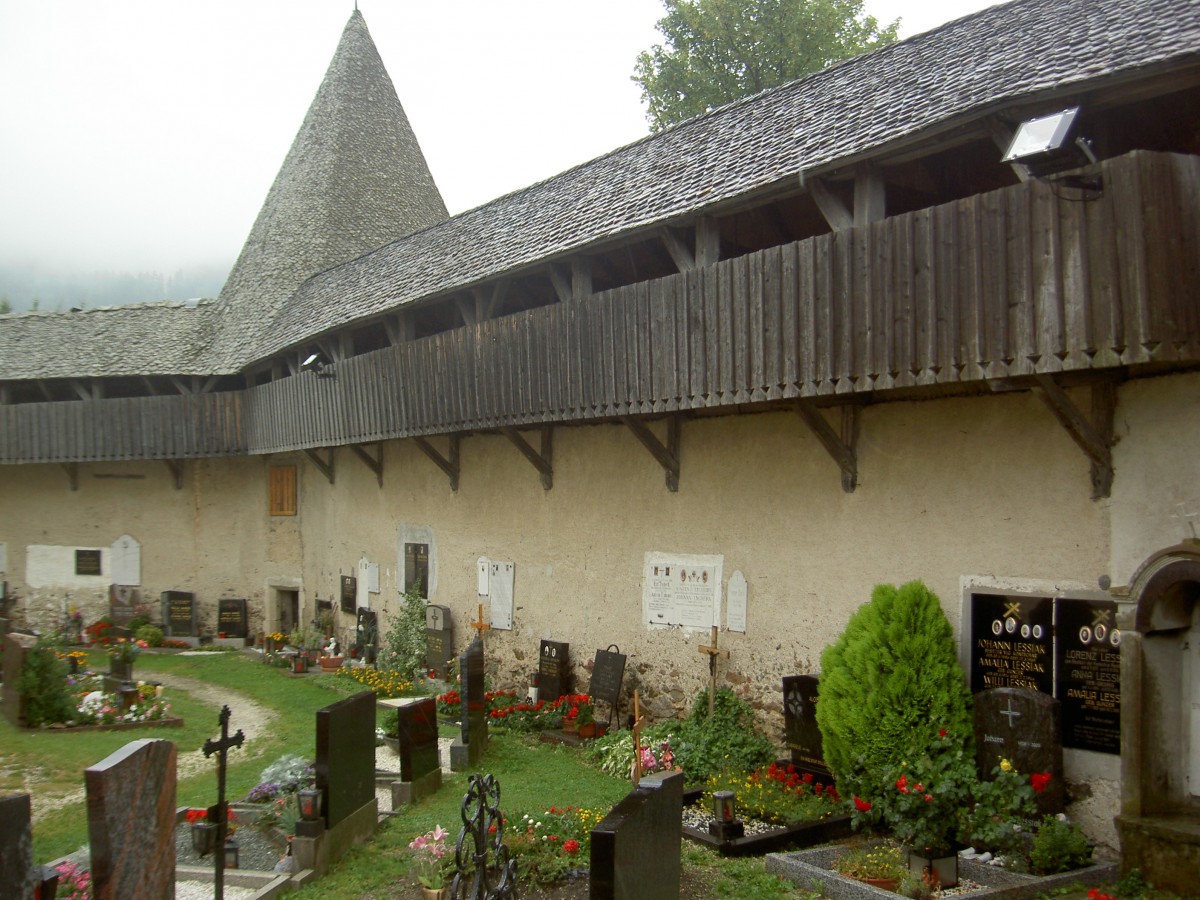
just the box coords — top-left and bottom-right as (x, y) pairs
(202, 705), (245, 900)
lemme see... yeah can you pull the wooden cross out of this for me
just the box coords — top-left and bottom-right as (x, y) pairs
(697, 625), (729, 715)
(469, 602), (492, 641)
(631, 689), (647, 786)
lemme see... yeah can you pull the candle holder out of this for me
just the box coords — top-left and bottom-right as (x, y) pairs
(295, 786), (325, 837)
(708, 790), (745, 841)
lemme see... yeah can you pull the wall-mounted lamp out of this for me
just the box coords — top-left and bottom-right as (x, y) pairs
(1002, 107), (1101, 191)
(300, 352), (336, 379)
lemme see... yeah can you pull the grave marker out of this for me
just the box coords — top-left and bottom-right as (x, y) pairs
(1056, 598), (1121, 754)
(590, 770), (684, 900)
(0, 793), (34, 899)
(108, 585), (138, 626)
(381, 696), (441, 805)
(315, 691), (377, 828)
(425, 604), (454, 679)
(75, 548), (102, 576)
(2, 633), (37, 727)
(162, 591), (196, 637)
(969, 594), (1054, 694)
(340, 575), (356, 614)
(85, 739), (177, 900)
(217, 598), (248, 639)
(589, 646), (626, 726)
(109, 534), (141, 586)
(697, 626), (729, 714)
(782, 675), (832, 780)
(469, 602), (491, 641)
(974, 687), (1064, 815)
(450, 637), (487, 771)
(538, 640), (571, 701)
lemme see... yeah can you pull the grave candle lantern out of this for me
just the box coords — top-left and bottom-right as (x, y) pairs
(712, 790), (736, 823)
(191, 817), (218, 857)
(708, 790), (745, 842)
(223, 835), (239, 869)
(298, 787), (322, 821)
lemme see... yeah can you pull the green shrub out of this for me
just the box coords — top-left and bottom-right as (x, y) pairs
(379, 585), (426, 681)
(1029, 815), (1092, 874)
(671, 689), (774, 784)
(17, 637), (77, 726)
(816, 580), (974, 808)
(135, 624), (164, 647)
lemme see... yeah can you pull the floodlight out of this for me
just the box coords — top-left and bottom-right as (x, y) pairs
(1002, 107), (1098, 179)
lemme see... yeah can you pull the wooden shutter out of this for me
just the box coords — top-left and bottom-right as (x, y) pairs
(268, 465), (297, 516)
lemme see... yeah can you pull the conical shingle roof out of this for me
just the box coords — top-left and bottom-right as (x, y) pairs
(211, 9), (447, 371)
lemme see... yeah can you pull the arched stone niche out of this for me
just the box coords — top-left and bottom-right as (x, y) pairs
(1116, 543), (1200, 891)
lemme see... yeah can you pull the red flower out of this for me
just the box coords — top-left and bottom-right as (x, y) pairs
(853, 796), (872, 812)
(923, 794), (933, 803)
(563, 839), (580, 855)
(938, 729), (947, 738)
(896, 774), (909, 793)
(1031, 772), (1052, 794)
(914, 783), (924, 792)
(185, 809), (206, 824)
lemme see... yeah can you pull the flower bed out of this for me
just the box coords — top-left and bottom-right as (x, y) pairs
(681, 786), (852, 857)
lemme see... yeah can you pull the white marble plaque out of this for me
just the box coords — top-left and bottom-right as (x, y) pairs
(489, 561), (514, 630)
(109, 534), (141, 586)
(726, 570), (747, 633)
(477, 557), (490, 596)
(367, 563), (380, 594)
(642, 552), (723, 630)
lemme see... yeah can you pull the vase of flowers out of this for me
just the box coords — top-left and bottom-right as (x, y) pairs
(107, 637), (146, 680)
(409, 825), (450, 898)
(832, 844), (905, 891)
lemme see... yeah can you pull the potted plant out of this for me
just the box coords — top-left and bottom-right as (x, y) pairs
(106, 637), (147, 680)
(409, 825), (451, 899)
(832, 843), (906, 891)
(576, 701), (598, 738)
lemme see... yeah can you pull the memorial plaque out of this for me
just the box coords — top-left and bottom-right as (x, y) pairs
(589, 647), (627, 710)
(340, 575), (357, 614)
(108, 585), (138, 626)
(539, 640), (571, 701)
(969, 593), (1053, 694)
(782, 675), (832, 780)
(1056, 598), (1121, 754)
(217, 598), (248, 639)
(315, 691), (377, 828)
(974, 687), (1064, 815)
(76, 548), (102, 576)
(425, 604), (454, 680)
(0, 794), (34, 899)
(405, 543), (430, 597)
(162, 591), (196, 637)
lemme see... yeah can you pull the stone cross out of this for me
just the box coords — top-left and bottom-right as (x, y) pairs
(202, 705), (244, 900)
(631, 689), (647, 787)
(697, 626), (729, 715)
(469, 603), (492, 641)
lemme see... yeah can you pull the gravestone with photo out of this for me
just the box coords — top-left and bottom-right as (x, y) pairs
(161, 591), (196, 638)
(314, 691), (377, 830)
(1055, 598), (1121, 754)
(450, 637), (488, 771)
(590, 770), (684, 899)
(425, 604), (454, 679)
(0, 793), (34, 899)
(108, 585), (139, 626)
(974, 687), (1064, 815)
(381, 696), (441, 805)
(969, 594), (1054, 694)
(217, 598), (248, 639)
(782, 675), (832, 781)
(538, 640), (571, 701)
(85, 739), (177, 899)
(589, 646), (626, 728)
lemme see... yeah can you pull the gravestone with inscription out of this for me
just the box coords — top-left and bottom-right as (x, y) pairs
(782, 675), (832, 780)
(425, 604), (454, 679)
(315, 691), (377, 829)
(108, 585), (138, 627)
(217, 598), (248, 639)
(589, 646), (626, 727)
(969, 594), (1054, 694)
(974, 687), (1064, 815)
(382, 696), (441, 805)
(539, 640), (571, 701)
(161, 591), (196, 637)
(85, 739), (177, 899)
(1056, 598), (1121, 754)
(0, 793), (34, 899)
(340, 575), (357, 614)
(450, 637), (487, 771)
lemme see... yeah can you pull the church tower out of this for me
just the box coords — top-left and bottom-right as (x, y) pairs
(212, 10), (447, 370)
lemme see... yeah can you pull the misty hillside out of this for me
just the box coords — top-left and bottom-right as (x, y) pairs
(0, 263), (228, 314)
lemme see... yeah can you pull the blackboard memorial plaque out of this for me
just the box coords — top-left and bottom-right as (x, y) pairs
(75, 549), (102, 577)
(1055, 598), (1121, 754)
(969, 593), (1053, 694)
(340, 575), (356, 614)
(162, 591), (195, 637)
(782, 675), (832, 780)
(218, 598), (248, 639)
(539, 640), (570, 701)
(589, 647), (626, 711)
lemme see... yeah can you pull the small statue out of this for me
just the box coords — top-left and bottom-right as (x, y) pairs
(324, 636), (338, 657)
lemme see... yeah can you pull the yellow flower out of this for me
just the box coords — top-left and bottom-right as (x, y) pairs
(1000, 758), (1013, 772)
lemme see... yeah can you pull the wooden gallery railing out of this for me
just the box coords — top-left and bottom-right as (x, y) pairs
(2, 151), (1197, 464)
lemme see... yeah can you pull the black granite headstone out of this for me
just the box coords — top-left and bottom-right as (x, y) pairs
(217, 598), (248, 639)
(782, 675), (832, 780)
(969, 593), (1054, 694)
(589, 647), (626, 711)
(450, 637), (487, 771)
(974, 687), (1064, 815)
(425, 604), (454, 679)
(0, 793), (34, 899)
(396, 697), (440, 783)
(1055, 598), (1121, 754)
(162, 591), (196, 637)
(315, 691), (377, 828)
(340, 575), (356, 614)
(590, 770), (683, 899)
(539, 640), (571, 701)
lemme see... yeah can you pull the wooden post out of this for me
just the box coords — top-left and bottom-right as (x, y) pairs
(469, 603), (492, 642)
(631, 689), (646, 786)
(697, 625), (729, 715)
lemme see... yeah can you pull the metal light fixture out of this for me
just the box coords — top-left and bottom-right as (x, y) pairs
(708, 790), (745, 841)
(223, 835), (239, 869)
(191, 817), (218, 857)
(1002, 107), (1101, 188)
(297, 787), (322, 821)
(712, 790), (735, 823)
(300, 351), (336, 379)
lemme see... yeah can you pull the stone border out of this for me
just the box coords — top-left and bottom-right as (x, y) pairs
(680, 788), (852, 857)
(765, 845), (1118, 899)
(19, 715), (184, 734)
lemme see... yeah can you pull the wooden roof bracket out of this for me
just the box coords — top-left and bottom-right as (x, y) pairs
(163, 458), (184, 490)
(414, 434), (460, 492)
(622, 414), (681, 492)
(61, 462), (79, 491)
(502, 425), (553, 491)
(659, 226), (695, 272)
(304, 447), (335, 485)
(350, 442), (383, 488)
(795, 400), (859, 493)
(1031, 374), (1117, 499)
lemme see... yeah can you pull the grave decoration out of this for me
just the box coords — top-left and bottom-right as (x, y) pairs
(696, 626), (730, 715)
(448, 773), (517, 899)
(974, 686), (1065, 816)
(588, 645), (625, 730)
(355, 607), (378, 663)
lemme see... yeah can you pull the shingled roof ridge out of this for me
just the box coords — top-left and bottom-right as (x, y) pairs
(1, 298), (216, 321)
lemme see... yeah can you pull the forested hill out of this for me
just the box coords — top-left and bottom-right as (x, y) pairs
(0, 262), (227, 313)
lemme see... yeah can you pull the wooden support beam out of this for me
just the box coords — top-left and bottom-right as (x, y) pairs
(795, 401), (859, 493)
(37, 380), (53, 402)
(140, 377), (162, 396)
(548, 265), (571, 304)
(304, 447), (335, 485)
(659, 227), (695, 272)
(200, 376), (219, 394)
(413, 434), (460, 492)
(502, 426), (553, 491)
(350, 442), (384, 488)
(61, 462), (79, 491)
(484, 281), (508, 320)
(455, 295), (477, 327)
(170, 376), (192, 395)
(163, 459), (184, 490)
(1032, 375), (1116, 499)
(695, 215), (720, 268)
(384, 311), (415, 346)
(808, 177), (853, 232)
(854, 163), (886, 225)
(571, 258), (592, 300)
(69, 379), (95, 401)
(622, 415), (681, 492)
